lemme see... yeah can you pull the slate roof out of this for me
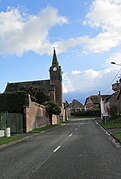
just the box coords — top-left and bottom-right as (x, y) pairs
(90, 95), (99, 103)
(5, 79), (51, 93)
(105, 91), (119, 103)
(100, 95), (110, 100)
(84, 95), (100, 105)
(68, 99), (84, 109)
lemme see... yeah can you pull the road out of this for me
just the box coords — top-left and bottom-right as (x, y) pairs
(0, 118), (121, 179)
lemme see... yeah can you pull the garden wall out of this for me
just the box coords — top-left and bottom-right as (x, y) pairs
(26, 101), (50, 132)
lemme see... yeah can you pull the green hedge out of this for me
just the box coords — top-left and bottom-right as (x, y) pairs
(71, 110), (101, 117)
(0, 92), (29, 113)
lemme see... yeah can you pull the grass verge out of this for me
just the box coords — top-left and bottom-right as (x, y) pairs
(101, 118), (121, 129)
(0, 136), (23, 145)
(29, 124), (58, 133)
(113, 132), (121, 141)
(60, 120), (70, 124)
(0, 124), (60, 146)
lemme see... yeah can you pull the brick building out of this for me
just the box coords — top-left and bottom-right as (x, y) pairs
(84, 95), (100, 111)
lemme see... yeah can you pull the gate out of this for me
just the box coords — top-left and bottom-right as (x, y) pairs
(0, 112), (24, 133)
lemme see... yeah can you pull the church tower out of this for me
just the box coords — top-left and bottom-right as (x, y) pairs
(49, 48), (62, 106)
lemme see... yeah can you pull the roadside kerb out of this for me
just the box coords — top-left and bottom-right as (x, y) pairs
(0, 133), (41, 150)
(0, 123), (66, 150)
(95, 120), (121, 147)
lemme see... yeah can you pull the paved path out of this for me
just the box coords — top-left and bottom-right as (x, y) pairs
(108, 128), (121, 133)
(0, 118), (121, 179)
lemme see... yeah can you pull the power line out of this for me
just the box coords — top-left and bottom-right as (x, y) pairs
(63, 68), (121, 95)
(101, 68), (121, 93)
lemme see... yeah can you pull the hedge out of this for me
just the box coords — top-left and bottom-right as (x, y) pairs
(71, 110), (101, 117)
(0, 91), (29, 113)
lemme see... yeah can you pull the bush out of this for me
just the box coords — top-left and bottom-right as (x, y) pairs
(0, 92), (29, 113)
(44, 101), (61, 116)
(44, 101), (61, 125)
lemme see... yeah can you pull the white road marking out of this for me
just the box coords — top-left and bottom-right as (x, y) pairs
(27, 153), (53, 179)
(75, 128), (77, 130)
(53, 146), (61, 153)
(69, 134), (72, 137)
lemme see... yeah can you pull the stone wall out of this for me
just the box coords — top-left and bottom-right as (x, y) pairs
(52, 114), (58, 125)
(0, 130), (4, 137)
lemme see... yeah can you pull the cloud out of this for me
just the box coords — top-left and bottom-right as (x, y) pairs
(1, 1), (121, 56)
(0, 6), (68, 55)
(63, 68), (111, 102)
(56, 0), (121, 54)
(110, 0), (121, 5)
(63, 69), (102, 94)
(83, 0), (121, 52)
(72, 70), (81, 75)
(53, 0), (121, 54)
(63, 50), (121, 95)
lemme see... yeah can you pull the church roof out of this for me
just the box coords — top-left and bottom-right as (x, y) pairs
(5, 79), (51, 93)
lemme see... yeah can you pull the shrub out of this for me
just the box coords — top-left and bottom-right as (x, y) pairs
(44, 101), (61, 125)
(0, 92), (29, 113)
(71, 110), (101, 117)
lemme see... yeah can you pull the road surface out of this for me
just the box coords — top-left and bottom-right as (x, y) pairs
(0, 118), (121, 179)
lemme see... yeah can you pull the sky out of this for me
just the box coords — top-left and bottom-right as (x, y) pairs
(0, 0), (121, 104)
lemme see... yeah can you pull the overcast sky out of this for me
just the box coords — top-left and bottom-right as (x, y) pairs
(0, 0), (121, 104)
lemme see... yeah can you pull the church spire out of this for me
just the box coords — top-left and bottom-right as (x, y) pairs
(49, 47), (62, 106)
(52, 48), (59, 67)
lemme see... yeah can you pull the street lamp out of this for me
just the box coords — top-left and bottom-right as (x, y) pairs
(111, 62), (116, 64)
(111, 62), (121, 66)
(111, 61), (121, 116)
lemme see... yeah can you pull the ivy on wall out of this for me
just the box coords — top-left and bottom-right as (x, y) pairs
(0, 91), (29, 113)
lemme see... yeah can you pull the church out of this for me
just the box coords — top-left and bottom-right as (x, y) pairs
(5, 48), (63, 107)
(0, 49), (65, 133)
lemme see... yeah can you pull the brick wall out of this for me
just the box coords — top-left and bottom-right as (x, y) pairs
(26, 101), (49, 132)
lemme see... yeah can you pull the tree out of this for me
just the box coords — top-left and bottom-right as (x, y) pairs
(35, 88), (49, 104)
(18, 85), (49, 105)
(44, 101), (61, 125)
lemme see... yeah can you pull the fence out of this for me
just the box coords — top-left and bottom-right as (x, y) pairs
(0, 112), (24, 133)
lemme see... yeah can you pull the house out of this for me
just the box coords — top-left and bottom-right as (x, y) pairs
(103, 79), (121, 116)
(67, 99), (84, 116)
(84, 95), (100, 111)
(0, 49), (64, 133)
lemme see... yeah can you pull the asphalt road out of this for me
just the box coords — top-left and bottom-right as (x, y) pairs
(0, 118), (121, 179)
